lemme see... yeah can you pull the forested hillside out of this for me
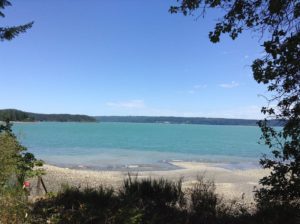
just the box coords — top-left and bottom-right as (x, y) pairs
(0, 109), (96, 122)
(95, 116), (282, 126)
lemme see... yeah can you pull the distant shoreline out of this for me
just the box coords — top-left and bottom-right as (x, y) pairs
(93, 116), (281, 127)
(96, 116), (264, 126)
(1, 108), (284, 126)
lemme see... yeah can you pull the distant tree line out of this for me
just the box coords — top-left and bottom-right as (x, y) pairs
(0, 109), (33, 121)
(0, 109), (283, 125)
(96, 116), (282, 126)
(0, 109), (96, 122)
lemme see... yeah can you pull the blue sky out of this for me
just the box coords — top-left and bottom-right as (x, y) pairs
(0, 0), (270, 119)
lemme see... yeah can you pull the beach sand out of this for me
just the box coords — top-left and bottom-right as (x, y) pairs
(30, 162), (269, 203)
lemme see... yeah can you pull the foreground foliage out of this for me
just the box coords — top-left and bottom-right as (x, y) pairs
(0, 120), (44, 186)
(170, 0), (300, 209)
(0, 0), (33, 41)
(28, 176), (299, 224)
(0, 186), (29, 224)
(0, 121), (43, 223)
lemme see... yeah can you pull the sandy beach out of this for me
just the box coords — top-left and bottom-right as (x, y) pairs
(30, 162), (269, 203)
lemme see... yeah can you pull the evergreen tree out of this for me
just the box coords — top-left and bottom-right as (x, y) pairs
(0, 0), (33, 41)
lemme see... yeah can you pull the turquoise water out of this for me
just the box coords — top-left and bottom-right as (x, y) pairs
(13, 122), (267, 170)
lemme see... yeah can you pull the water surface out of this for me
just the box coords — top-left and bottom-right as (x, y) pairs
(13, 122), (267, 170)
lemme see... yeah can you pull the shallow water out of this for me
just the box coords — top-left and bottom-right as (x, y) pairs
(13, 122), (267, 170)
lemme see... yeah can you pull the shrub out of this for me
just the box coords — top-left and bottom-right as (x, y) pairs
(117, 175), (186, 224)
(29, 176), (188, 224)
(0, 120), (44, 187)
(0, 187), (29, 224)
(0, 120), (44, 223)
(254, 202), (300, 224)
(187, 176), (218, 223)
(29, 186), (117, 224)
(28, 174), (300, 223)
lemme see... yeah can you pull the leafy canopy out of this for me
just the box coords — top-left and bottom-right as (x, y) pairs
(170, 0), (300, 205)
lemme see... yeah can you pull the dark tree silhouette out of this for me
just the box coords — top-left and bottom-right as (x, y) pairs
(170, 0), (300, 206)
(0, 0), (33, 41)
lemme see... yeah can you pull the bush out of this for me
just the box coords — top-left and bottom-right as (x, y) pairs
(0, 132), (21, 187)
(0, 121), (44, 223)
(28, 172), (300, 224)
(29, 186), (117, 224)
(116, 175), (186, 224)
(29, 175), (260, 224)
(0, 187), (28, 224)
(0, 121), (44, 187)
(188, 176), (218, 223)
(254, 202), (300, 224)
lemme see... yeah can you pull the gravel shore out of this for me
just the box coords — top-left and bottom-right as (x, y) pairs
(29, 162), (269, 202)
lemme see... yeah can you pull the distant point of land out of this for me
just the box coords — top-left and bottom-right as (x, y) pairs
(0, 109), (96, 122)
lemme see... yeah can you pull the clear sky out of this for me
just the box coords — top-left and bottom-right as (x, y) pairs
(0, 0), (270, 119)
